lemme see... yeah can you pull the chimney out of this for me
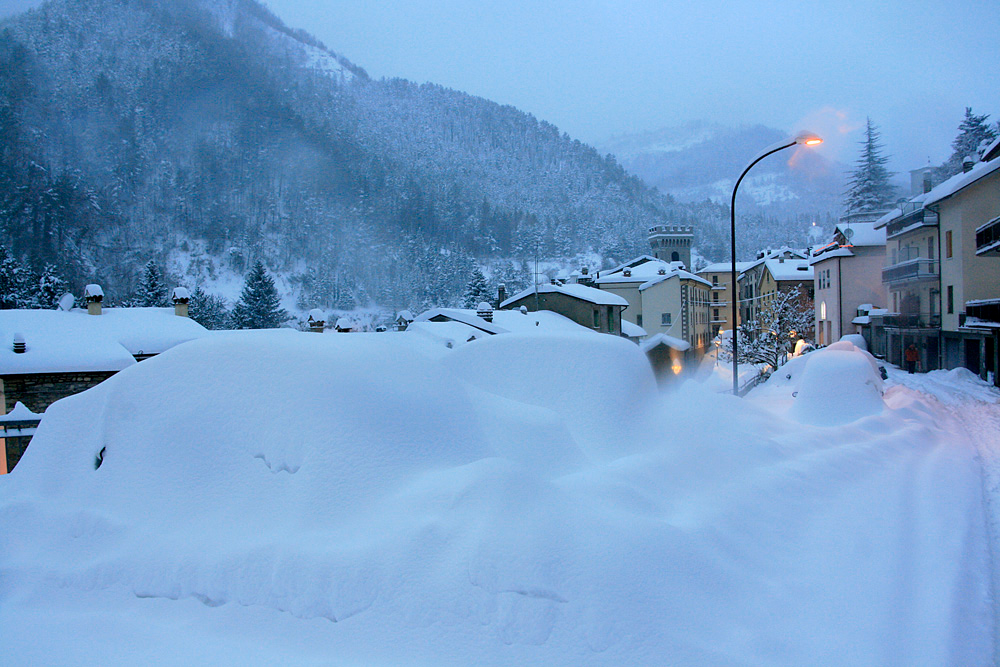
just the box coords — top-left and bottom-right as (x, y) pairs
(171, 287), (190, 317)
(84, 284), (103, 315)
(623, 268), (632, 277)
(962, 155), (975, 173)
(307, 308), (326, 333)
(658, 267), (666, 275)
(497, 283), (507, 307)
(477, 302), (494, 322)
(12, 332), (25, 354)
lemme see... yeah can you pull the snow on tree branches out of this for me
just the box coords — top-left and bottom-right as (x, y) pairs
(231, 260), (288, 329)
(936, 107), (998, 180)
(723, 286), (813, 370)
(843, 118), (895, 213)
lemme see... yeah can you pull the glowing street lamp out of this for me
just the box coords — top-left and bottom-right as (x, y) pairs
(730, 132), (822, 395)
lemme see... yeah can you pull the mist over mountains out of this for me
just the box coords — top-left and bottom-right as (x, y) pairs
(0, 0), (832, 310)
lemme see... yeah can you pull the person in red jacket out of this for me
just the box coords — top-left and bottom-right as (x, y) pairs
(904, 343), (920, 374)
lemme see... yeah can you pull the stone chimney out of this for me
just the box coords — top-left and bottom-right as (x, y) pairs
(497, 283), (507, 307)
(171, 287), (190, 317)
(477, 302), (494, 322)
(963, 155), (976, 173)
(12, 332), (25, 354)
(84, 284), (103, 316)
(307, 308), (326, 333)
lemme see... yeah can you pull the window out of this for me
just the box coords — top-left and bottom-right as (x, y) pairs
(636, 314), (642, 328)
(606, 306), (614, 329)
(712, 275), (718, 286)
(947, 285), (954, 314)
(946, 230), (953, 258)
(593, 308), (600, 328)
(713, 308), (719, 320)
(928, 237), (934, 260)
(661, 312), (671, 326)
(713, 292), (718, 302)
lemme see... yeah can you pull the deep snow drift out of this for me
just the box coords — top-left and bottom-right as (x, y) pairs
(0, 332), (993, 665)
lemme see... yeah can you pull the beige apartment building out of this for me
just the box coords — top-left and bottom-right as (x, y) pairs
(925, 142), (1000, 382)
(811, 222), (886, 345)
(595, 256), (713, 354)
(696, 261), (753, 339)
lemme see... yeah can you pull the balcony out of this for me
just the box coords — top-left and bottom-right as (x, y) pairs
(976, 215), (1000, 255)
(965, 299), (1000, 327)
(885, 206), (937, 240)
(880, 313), (941, 329)
(882, 258), (938, 285)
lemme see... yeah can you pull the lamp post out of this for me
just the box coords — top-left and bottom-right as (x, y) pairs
(730, 132), (822, 396)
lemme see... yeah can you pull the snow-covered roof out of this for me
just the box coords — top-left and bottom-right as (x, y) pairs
(171, 286), (190, 301)
(762, 258), (813, 282)
(924, 157), (1000, 208)
(404, 320), (488, 349)
(852, 315), (871, 325)
(595, 258), (711, 289)
(833, 222), (885, 247)
(0, 310), (136, 375)
(490, 309), (596, 335)
(500, 283), (627, 308)
(0, 308), (209, 375)
(307, 309), (325, 323)
(621, 320), (647, 338)
(412, 308), (507, 335)
(698, 262), (754, 275)
(982, 136), (1000, 162)
(88, 307), (210, 356)
(84, 284), (104, 299)
(640, 333), (690, 352)
(396, 310), (414, 321)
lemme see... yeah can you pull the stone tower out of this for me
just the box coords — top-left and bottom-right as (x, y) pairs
(648, 225), (694, 268)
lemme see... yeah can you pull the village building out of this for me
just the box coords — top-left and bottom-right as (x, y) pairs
(736, 248), (813, 341)
(696, 261), (754, 339)
(499, 283), (627, 335)
(810, 222), (886, 345)
(594, 256), (712, 354)
(0, 294), (209, 471)
(925, 137), (1000, 384)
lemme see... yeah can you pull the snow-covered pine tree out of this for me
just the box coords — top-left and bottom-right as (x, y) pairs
(843, 118), (895, 213)
(0, 245), (34, 309)
(136, 260), (169, 307)
(462, 268), (491, 309)
(937, 107), (998, 179)
(189, 286), (231, 330)
(35, 264), (69, 308)
(231, 260), (288, 329)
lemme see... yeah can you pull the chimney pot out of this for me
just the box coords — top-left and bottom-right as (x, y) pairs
(12, 332), (25, 354)
(963, 156), (976, 173)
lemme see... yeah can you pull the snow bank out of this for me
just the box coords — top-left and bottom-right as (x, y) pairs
(443, 333), (658, 459)
(0, 330), (992, 664)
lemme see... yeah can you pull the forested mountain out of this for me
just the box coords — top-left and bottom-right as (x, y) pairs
(1, 0), (716, 310)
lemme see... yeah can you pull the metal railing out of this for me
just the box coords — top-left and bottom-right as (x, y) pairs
(882, 259), (938, 284)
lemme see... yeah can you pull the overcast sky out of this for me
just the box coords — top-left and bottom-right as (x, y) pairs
(3, 0), (998, 173)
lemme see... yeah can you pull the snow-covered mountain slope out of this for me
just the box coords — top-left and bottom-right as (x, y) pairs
(0, 0), (692, 308)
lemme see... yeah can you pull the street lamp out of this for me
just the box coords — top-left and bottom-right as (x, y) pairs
(730, 132), (822, 395)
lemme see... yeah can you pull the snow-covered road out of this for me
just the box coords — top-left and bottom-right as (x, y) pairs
(884, 366), (1000, 664)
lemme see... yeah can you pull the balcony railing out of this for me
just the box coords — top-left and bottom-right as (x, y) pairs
(879, 313), (941, 329)
(882, 258), (938, 284)
(885, 208), (938, 240)
(976, 215), (1000, 255)
(965, 299), (1000, 326)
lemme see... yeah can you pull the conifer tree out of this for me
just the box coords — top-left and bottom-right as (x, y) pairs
(189, 286), (231, 330)
(462, 268), (491, 308)
(843, 118), (895, 213)
(0, 245), (33, 309)
(136, 260), (168, 307)
(231, 260), (287, 329)
(937, 107), (998, 179)
(35, 264), (68, 308)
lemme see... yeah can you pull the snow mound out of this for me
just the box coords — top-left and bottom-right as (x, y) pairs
(839, 333), (868, 351)
(790, 347), (885, 426)
(443, 333), (658, 459)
